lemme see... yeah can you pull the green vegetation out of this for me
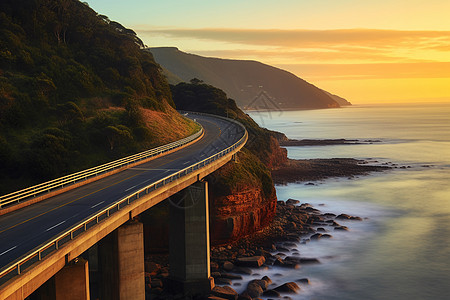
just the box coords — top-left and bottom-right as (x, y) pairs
(0, 0), (195, 194)
(171, 81), (284, 198)
(172, 81), (285, 168)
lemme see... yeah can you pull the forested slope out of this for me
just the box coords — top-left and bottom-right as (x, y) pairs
(0, 0), (196, 194)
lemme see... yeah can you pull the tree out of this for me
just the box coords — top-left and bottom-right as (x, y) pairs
(104, 125), (132, 151)
(190, 78), (204, 85)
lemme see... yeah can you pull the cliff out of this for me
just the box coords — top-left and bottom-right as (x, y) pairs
(148, 47), (347, 110)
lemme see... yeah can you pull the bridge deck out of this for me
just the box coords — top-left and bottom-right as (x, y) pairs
(0, 114), (244, 275)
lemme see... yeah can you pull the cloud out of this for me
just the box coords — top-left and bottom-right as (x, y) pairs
(192, 48), (422, 64)
(139, 28), (450, 52)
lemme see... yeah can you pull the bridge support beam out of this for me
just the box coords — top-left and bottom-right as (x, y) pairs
(98, 220), (145, 300)
(168, 181), (214, 294)
(55, 258), (90, 300)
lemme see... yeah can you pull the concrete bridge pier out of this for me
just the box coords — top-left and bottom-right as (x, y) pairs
(168, 180), (214, 294)
(98, 220), (145, 300)
(28, 258), (90, 300)
(54, 258), (90, 300)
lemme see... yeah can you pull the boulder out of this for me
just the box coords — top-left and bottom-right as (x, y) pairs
(212, 286), (239, 300)
(223, 261), (234, 272)
(336, 214), (361, 220)
(232, 266), (252, 275)
(298, 257), (320, 264)
(296, 278), (310, 285)
(235, 256), (266, 268)
(286, 199), (300, 205)
(246, 281), (264, 298)
(249, 279), (269, 291)
(237, 292), (252, 300)
(310, 233), (322, 240)
(334, 226), (349, 231)
(273, 282), (301, 294)
(262, 276), (272, 285)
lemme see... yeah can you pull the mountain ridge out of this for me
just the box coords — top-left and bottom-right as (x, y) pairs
(148, 47), (351, 109)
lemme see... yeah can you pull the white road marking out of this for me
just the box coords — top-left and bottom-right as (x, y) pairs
(0, 246), (17, 256)
(90, 201), (105, 209)
(46, 221), (66, 232)
(182, 161), (191, 165)
(125, 185), (136, 192)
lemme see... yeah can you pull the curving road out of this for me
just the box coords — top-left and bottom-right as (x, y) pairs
(0, 113), (245, 275)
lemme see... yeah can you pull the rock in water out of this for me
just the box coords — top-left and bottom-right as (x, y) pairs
(296, 278), (310, 285)
(212, 286), (239, 300)
(286, 199), (300, 205)
(273, 282), (301, 294)
(223, 261), (234, 272)
(245, 281), (264, 298)
(235, 256), (266, 267)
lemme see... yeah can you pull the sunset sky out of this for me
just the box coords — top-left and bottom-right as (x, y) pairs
(87, 0), (450, 104)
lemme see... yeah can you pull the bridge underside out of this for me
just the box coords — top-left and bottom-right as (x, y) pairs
(1, 152), (232, 300)
(21, 181), (213, 300)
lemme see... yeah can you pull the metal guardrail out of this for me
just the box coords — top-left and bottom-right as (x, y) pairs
(0, 126), (203, 209)
(0, 113), (247, 287)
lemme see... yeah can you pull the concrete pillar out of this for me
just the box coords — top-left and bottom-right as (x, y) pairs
(54, 258), (90, 300)
(98, 220), (145, 300)
(169, 181), (214, 294)
(117, 221), (145, 300)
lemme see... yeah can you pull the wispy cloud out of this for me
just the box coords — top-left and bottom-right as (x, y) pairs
(139, 28), (450, 64)
(140, 28), (450, 50)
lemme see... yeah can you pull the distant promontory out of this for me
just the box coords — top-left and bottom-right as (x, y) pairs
(148, 47), (351, 110)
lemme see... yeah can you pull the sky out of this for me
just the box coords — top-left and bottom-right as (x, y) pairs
(86, 0), (450, 104)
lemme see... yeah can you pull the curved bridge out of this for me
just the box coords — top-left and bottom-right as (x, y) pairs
(0, 113), (247, 300)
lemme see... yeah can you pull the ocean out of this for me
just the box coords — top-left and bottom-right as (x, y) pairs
(245, 103), (450, 300)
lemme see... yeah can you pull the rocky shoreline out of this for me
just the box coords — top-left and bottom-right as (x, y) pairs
(279, 138), (381, 147)
(143, 157), (395, 299)
(272, 158), (391, 184)
(144, 199), (364, 300)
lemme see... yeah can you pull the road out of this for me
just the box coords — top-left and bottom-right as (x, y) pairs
(0, 113), (244, 273)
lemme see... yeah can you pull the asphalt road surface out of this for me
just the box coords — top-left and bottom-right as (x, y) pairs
(0, 113), (245, 273)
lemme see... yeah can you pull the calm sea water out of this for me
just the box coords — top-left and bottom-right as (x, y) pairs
(245, 103), (450, 300)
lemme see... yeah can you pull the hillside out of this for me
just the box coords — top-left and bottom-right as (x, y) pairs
(171, 82), (288, 243)
(0, 0), (197, 194)
(148, 47), (350, 109)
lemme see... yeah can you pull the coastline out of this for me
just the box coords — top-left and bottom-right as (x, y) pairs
(144, 157), (391, 299)
(272, 158), (391, 184)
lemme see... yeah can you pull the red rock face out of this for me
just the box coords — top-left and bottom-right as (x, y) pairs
(210, 187), (277, 245)
(266, 137), (288, 169)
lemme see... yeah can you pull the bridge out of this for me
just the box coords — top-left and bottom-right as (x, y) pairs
(0, 113), (247, 300)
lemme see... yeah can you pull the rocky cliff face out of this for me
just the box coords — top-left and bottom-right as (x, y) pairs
(210, 186), (277, 244)
(264, 136), (288, 170)
(206, 145), (285, 245)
